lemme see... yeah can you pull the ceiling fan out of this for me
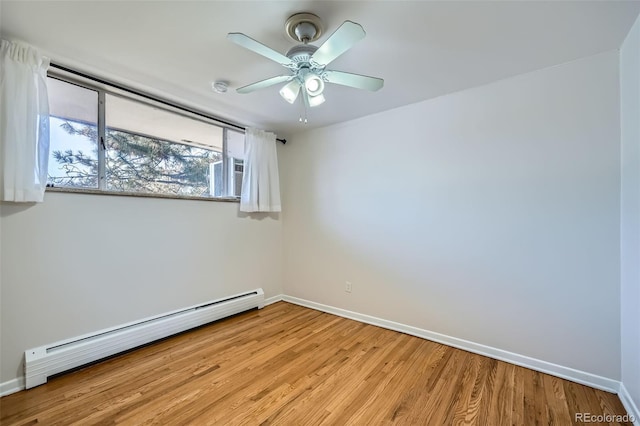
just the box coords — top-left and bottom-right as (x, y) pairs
(227, 13), (384, 120)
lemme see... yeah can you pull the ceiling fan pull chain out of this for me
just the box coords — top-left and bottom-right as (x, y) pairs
(299, 97), (303, 122)
(298, 93), (309, 124)
(298, 110), (308, 124)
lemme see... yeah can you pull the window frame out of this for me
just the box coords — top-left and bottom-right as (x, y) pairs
(46, 68), (244, 202)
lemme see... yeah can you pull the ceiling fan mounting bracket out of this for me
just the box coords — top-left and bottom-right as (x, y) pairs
(285, 13), (323, 43)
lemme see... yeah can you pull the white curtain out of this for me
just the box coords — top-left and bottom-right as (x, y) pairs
(0, 40), (50, 202)
(240, 127), (281, 212)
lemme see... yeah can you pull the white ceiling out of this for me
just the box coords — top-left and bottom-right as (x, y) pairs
(2, 1), (639, 136)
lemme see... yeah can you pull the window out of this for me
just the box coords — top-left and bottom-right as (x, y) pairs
(47, 78), (99, 188)
(47, 75), (244, 199)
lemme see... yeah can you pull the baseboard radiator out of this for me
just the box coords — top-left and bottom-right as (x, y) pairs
(24, 288), (264, 389)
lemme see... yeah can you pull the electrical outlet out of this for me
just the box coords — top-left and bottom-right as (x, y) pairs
(345, 281), (352, 293)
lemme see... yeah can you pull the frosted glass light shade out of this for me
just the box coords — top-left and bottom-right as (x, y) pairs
(304, 74), (324, 97)
(280, 80), (301, 104)
(308, 93), (325, 107)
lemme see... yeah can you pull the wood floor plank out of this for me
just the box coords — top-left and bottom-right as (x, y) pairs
(0, 302), (632, 425)
(543, 373), (572, 425)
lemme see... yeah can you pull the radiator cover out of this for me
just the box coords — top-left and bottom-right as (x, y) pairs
(24, 288), (264, 389)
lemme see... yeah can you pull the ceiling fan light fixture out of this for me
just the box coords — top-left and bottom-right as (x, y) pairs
(308, 93), (326, 107)
(304, 73), (324, 96)
(279, 80), (301, 104)
(228, 13), (384, 121)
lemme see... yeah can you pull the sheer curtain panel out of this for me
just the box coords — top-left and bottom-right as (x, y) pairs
(0, 40), (50, 202)
(240, 128), (281, 212)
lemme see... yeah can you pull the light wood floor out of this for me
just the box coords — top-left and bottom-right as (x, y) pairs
(0, 302), (631, 425)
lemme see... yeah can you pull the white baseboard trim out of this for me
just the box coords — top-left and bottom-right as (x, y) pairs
(1, 294), (626, 401)
(1, 376), (25, 397)
(619, 382), (640, 425)
(264, 294), (284, 306)
(282, 295), (620, 394)
(1, 295), (285, 398)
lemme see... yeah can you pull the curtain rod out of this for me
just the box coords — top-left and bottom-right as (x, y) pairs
(49, 63), (287, 144)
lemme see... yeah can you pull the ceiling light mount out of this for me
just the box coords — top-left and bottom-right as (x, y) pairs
(285, 13), (323, 43)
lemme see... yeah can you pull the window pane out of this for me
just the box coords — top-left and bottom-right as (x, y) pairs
(210, 129), (245, 197)
(226, 130), (245, 197)
(47, 77), (99, 188)
(227, 129), (245, 161)
(105, 94), (223, 196)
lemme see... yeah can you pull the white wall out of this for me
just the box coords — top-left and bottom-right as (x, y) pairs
(282, 51), (621, 380)
(621, 14), (640, 412)
(0, 192), (282, 384)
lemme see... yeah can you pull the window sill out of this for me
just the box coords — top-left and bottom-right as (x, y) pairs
(46, 187), (240, 203)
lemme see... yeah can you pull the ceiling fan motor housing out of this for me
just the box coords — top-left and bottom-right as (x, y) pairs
(286, 44), (319, 64)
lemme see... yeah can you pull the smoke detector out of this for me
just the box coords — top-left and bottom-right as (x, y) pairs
(211, 81), (228, 93)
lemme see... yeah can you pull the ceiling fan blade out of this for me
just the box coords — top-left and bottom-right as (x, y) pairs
(310, 21), (366, 66)
(323, 70), (384, 91)
(237, 75), (292, 94)
(227, 33), (294, 67)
